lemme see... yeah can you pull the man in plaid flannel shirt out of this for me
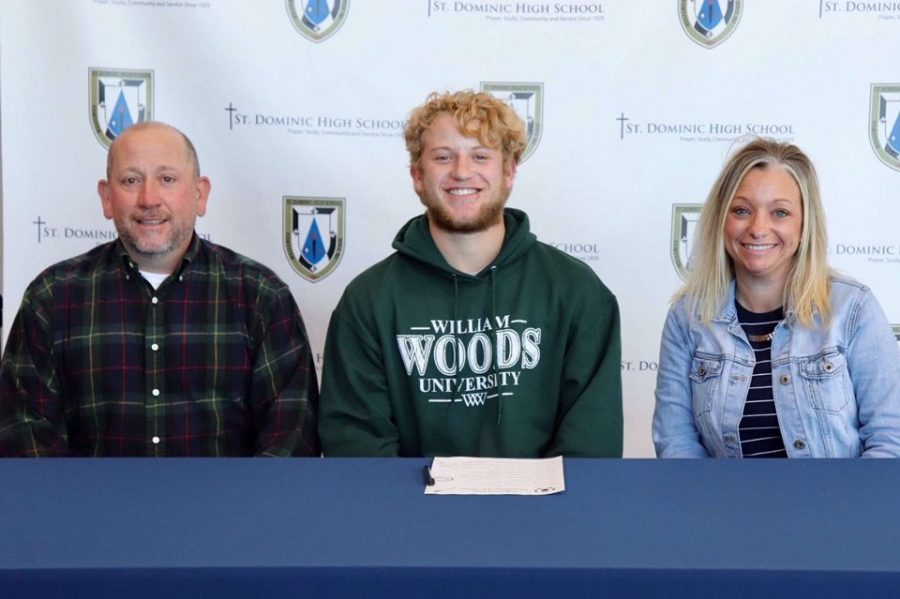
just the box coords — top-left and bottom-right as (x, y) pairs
(0, 122), (319, 456)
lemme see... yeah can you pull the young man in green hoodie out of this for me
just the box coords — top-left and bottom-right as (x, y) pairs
(320, 90), (622, 457)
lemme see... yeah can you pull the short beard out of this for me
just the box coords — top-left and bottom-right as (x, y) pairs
(117, 222), (193, 264)
(427, 202), (505, 233)
(423, 183), (511, 234)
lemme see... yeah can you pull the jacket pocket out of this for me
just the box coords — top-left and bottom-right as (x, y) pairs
(689, 355), (723, 418)
(799, 350), (851, 413)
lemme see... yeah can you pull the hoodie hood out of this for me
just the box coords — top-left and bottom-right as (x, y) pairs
(391, 208), (537, 277)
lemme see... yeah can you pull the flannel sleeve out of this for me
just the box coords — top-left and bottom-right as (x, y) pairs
(248, 284), (320, 457)
(0, 279), (71, 456)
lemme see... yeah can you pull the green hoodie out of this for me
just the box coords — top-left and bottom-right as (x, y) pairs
(320, 208), (622, 457)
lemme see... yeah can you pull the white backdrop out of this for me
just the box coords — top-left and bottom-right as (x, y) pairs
(2, 0), (898, 457)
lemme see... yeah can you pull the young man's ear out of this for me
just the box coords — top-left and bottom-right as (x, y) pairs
(504, 160), (518, 188)
(410, 163), (424, 194)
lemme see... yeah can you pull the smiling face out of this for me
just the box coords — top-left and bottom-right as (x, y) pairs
(98, 124), (210, 273)
(723, 164), (803, 290)
(410, 112), (516, 234)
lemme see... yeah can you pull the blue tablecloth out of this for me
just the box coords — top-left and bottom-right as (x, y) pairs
(1, 458), (898, 597)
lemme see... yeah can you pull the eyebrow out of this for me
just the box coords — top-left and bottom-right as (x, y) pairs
(731, 197), (797, 205)
(117, 164), (184, 174)
(428, 145), (494, 153)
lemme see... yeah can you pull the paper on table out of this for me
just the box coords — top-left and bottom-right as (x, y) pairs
(424, 456), (565, 495)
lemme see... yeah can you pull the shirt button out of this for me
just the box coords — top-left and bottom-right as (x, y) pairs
(779, 375), (790, 385)
(794, 440), (807, 450)
(152, 436), (161, 444)
(151, 296), (159, 305)
(151, 343), (159, 351)
(152, 388), (160, 397)
(823, 362), (834, 373)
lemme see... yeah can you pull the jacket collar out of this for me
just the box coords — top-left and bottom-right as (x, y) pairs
(713, 278), (797, 327)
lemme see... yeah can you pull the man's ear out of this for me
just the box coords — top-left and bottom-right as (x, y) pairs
(194, 176), (211, 217)
(98, 179), (113, 219)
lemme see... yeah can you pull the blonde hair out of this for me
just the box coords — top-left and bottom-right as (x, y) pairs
(675, 138), (830, 327)
(404, 90), (527, 167)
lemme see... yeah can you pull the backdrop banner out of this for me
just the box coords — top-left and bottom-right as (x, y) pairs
(2, 0), (898, 456)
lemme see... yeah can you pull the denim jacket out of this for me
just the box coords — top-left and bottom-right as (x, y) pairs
(653, 275), (900, 458)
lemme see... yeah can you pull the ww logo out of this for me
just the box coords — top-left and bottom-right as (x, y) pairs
(461, 393), (487, 407)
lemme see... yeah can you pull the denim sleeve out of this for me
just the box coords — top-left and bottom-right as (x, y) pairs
(847, 289), (900, 457)
(652, 306), (711, 458)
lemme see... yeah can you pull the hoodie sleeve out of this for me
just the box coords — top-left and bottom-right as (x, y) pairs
(546, 289), (623, 457)
(319, 295), (401, 457)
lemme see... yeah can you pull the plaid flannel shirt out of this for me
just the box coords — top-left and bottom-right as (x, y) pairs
(0, 235), (319, 456)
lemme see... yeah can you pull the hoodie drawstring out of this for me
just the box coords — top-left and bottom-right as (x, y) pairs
(490, 265), (502, 425)
(450, 274), (459, 409)
(449, 267), (503, 426)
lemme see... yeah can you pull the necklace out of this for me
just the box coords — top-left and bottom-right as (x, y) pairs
(747, 332), (774, 342)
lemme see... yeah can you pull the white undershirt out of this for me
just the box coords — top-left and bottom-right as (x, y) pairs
(140, 270), (168, 290)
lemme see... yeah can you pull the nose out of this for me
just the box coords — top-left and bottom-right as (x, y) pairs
(136, 180), (162, 207)
(451, 155), (473, 179)
(747, 211), (769, 237)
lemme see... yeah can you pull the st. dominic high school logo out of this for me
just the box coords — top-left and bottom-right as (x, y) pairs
(870, 84), (900, 171)
(286, 0), (349, 43)
(89, 68), (154, 148)
(283, 197), (345, 282)
(480, 81), (544, 163)
(678, 0), (742, 48)
(671, 204), (703, 280)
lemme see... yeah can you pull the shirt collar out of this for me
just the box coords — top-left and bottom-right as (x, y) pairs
(115, 233), (201, 278)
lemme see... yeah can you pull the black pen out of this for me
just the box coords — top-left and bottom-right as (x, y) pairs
(423, 465), (435, 486)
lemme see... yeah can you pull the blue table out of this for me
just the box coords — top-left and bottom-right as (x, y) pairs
(1, 458), (898, 597)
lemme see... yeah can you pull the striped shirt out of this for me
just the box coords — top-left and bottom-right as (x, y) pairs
(0, 236), (319, 457)
(736, 302), (786, 458)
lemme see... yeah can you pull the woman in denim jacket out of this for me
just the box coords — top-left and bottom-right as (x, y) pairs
(653, 138), (900, 458)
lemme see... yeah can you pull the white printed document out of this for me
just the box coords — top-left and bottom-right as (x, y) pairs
(424, 456), (565, 495)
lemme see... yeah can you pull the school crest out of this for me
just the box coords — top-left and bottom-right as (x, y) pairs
(286, 0), (349, 43)
(869, 84), (900, 172)
(678, 0), (742, 48)
(284, 197), (345, 282)
(89, 68), (153, 149)
(480, 81), (544, 163)
(671, 204), (703, 279)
